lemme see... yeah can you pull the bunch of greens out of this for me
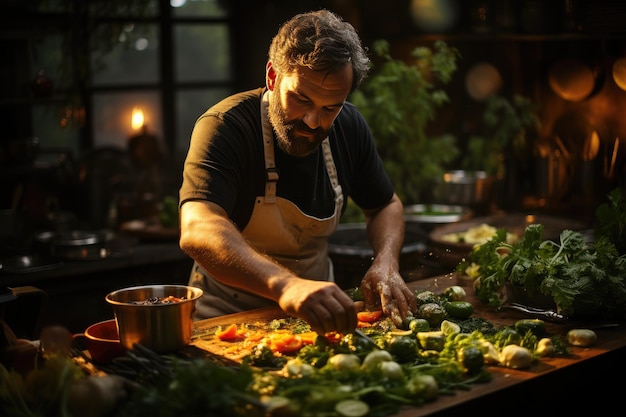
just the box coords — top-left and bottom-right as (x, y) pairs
(459, 224), (626, 319)
(116, 356), (263, 417)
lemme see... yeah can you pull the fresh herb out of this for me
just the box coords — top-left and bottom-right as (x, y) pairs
(459, 223), (626, 319)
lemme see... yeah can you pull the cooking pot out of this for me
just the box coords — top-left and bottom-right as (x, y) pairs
(105, 285), (203, 353)
(328, 222), (428, 288)
(34, 230), (110, 260)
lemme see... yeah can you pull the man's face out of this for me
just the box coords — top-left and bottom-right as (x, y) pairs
(267, 64), (353, 157)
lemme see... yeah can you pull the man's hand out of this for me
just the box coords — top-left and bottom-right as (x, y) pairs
(360, 264), (417, 327)
(277, 278), (357, 335)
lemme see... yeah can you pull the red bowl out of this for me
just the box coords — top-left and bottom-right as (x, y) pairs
(75, 319), (126, 363)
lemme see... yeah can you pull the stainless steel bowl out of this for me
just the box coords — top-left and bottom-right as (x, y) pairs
(404, 204), (473, 224)
(432, 170), (495, 207)
(105, 285), (203, 352)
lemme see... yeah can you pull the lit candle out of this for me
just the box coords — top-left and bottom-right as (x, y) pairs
(131, 107), (145, 131)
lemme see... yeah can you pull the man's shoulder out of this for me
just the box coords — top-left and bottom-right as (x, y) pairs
(205, 88), (264, 116)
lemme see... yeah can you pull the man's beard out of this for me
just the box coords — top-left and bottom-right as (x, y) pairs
(268, 91), (328, 157)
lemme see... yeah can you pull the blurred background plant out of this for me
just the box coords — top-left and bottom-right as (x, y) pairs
(462, 94), (541, 178)
(350, 39), (461, 205)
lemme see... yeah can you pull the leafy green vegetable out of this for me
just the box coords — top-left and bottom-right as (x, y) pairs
(0, 354), (85, 417)
(459, 223), (626, 319)
(117, 358), (263, 417)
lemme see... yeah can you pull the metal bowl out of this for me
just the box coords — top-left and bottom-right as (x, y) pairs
(432, 170), (495, 207)
(404, 204), (473, 224)
(105, 285), (203, 353)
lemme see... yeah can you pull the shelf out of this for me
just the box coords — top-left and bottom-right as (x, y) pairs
(401, 31), (626, 43)
(0, 95), (70, 107)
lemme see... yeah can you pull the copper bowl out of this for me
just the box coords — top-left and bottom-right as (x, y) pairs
(74, 319), (126, 363)
(105, 285), (203, 353)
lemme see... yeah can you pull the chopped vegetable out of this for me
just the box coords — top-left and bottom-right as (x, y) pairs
(443, 286), (467, 301)
(567, 329), (597, 347)
(335, 399), (370, 417)
(515, 319), (546, 336)
(379, 360), (405, 380)
(356, 310), (383, 323)
(498, 345), (533, 369)
(415, 291), (438, 306)
(386, 335), (419, 363)
(269, 333), (303, 354)
(536, 338), (554, 356)
(328, 354), (361, 372)
(444, 301), (474, 320)
(458, 346), (484, 374)
(440, 320), (461, 336)
(216, 323), (246, 341)
(417, 331), (446, 351)
(418, 303), (448, 327)
(405, 374), (438, 401)
(408, 318), (430, 333)
(361, 350), (393, 369)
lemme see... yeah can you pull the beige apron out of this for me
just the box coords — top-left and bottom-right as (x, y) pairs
(189, 91), (344, 319)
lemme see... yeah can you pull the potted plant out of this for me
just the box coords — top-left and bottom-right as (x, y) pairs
(349, 39), (461, 205)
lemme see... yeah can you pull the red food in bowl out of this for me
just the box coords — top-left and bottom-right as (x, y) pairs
(75, 319), (126, 363)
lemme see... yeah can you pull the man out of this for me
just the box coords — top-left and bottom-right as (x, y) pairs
(179, 9), (416, 335)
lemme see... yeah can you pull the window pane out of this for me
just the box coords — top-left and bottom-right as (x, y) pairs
(30, 35), (66, 92)
(92, 91), (162, 150)
(89, 0), (159, 17)
(32, 104), (81, 157)
(36, 0), (159, 16)
(92, 23), (160, 86)
(175, 88), (231, 154)
(171, 0), (229, 18)
(174, 24), (231, 83)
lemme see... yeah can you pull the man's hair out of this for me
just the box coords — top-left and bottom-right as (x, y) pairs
(268, 9), (370, 92)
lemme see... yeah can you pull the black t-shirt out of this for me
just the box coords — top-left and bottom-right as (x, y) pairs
(179, 88), (394, 230)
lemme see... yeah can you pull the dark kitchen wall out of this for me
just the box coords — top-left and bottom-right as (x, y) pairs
(230, 1), (626, 218)
(2, 0), (625, 231)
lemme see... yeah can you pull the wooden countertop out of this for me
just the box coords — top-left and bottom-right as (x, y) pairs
(191, 273), (626, 416)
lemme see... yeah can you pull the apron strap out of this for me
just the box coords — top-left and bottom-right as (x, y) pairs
(261, 92), (278, 203)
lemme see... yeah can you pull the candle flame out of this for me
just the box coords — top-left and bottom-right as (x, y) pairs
(131, 107), (145, 130)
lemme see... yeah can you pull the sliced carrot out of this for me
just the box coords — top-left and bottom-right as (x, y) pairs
(243, 330), (266, 345)
(269, 333), (303, 353)
(356, 321), (373, 328)
(298, 331), (319, 345)
(216, 323), (245, 341)
(323, 331), (343, 344)
(357, 310), (383, 323)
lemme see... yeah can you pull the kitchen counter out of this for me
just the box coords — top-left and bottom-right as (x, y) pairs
(190, 273), (626, 416)
(1, 239), (194, 333)
(1, 240), (191, 287)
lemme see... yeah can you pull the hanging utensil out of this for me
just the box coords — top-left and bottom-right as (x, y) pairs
(582, 130), (600, 161)
(604, 137), (620, 179)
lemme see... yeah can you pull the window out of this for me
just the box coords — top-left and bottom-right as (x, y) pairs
(29, 0), (232, 170)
